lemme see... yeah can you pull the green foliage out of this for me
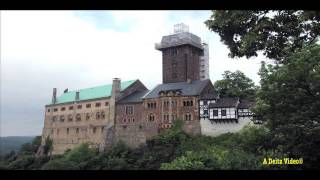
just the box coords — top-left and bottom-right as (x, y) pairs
(205, 10), (320, 62)
(160, 151), (205, 170)
(214, 70), (257, 100)
(43, 136), (53, 155)
(253, 44), (320, 169)
(41, 158), (80, 170)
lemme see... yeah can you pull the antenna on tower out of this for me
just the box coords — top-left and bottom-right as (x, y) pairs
(174, 23), (189, 34)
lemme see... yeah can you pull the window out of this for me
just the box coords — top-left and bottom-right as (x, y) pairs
(95, 103), (101, 107)
(96, 112), (100, 119)
(77, 105), (82, 109)
(172, 73), (177, 79)
(105, 102), (109, 106)
(125, 106), (134, 114)
(171, 48), (177, 56)
(67, 128), (69, 135)
(185, 113), (192, 121)
(171, 114), (177, 122)
(54, 108), (58, 112)
(204, 110), (208, 115)
(183, 100), (193, 106)
(93, 127), (97, 134)
(124, 119), (126, 123)
(86, 104), (91, 108)
(221, 110), (226, 116)
(68, 114), (73, 122)
(52, 116), (57, 122)
(76, 114), (81, 121)
(101, 111), (105, 119)
(132, 119), (135, 123)
(76, 128), (79, 134)
(61, 107), (66, 111)
(213, 110), (218, 116)
(101, 127), (104, 133)
(69, 106), (73, 110)
(86, 113), (90, 120)
(149, 114), (155, 122)
(57, 129), (60, 135)
(47, 109), (50, 112)
(60, 115), (65, 122)
(148, 102), (156, 109)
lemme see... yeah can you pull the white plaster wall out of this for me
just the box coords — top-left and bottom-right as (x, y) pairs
(200, 116), (253, 136)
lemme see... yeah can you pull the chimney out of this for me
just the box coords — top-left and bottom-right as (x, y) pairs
(52, 88), (57, 104)
(187, 78), (192, 84)
(64, 88), (68, 93)
(75, 91), (80, 101)
(111, 78), (121, 101)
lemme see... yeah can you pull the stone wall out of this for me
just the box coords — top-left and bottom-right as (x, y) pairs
(200, 116), (253, 137)
(162, 45), (202, 83)
(115, 102), (146, 148)
(42, 98), (112, 154)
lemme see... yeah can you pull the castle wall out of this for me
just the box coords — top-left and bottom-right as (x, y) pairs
(115, 102), (146, 148)
(42, 98), (112, 154)
(143, 95), (201, 139)
(200, 116), (253, 137)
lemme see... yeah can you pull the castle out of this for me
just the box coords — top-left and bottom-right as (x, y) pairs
(38, 24), (256, 155)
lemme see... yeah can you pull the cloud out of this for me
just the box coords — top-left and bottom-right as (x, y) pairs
(0, 10), (263, 136)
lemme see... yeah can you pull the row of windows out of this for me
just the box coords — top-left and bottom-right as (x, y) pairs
(148, 113), (191, 122)
(50, 126), (104, 135)
(51, 111), (106, 122)
(147, 102), (157, 109)
(212, 110), (234, 116)
(163, 100), (177, 107)
(183, 100), (193, 107)
(122, 118), (135, 123)
(48, 102), (109, 112)
(125, 106), (134, 115)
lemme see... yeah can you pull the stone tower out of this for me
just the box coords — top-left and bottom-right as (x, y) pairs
(99, 78), (121, 152)
(155, 23), (205, 83)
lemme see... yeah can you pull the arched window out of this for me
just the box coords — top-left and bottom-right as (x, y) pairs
(124, 119), (126, 123)
(185, 113), (192, 121)
(101, 126), (104, 133)
(86, 113), (90, 120)
(149, 114), (155, 122)
(60, 115), (65, 122)
(190, 101), (193, 106)
(93, 127), (97, 134)
(52, 116), (57, 122)
(68, 114), (73, 122)
(76, 114), (81, 121)
(96, 112), (100, 119)
(101, 111), (105, 119)
(186, 101), (190, 106)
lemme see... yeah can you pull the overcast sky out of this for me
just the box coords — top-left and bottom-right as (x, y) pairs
(0, 10), (269, 137)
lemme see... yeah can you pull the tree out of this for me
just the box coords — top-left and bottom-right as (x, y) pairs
(252, 44), (320, 169)
(214, 70), (257, 100)
(205, 10), (320, 63)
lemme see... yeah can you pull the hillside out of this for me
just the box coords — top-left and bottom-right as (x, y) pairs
(0, 136), (35, 155)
